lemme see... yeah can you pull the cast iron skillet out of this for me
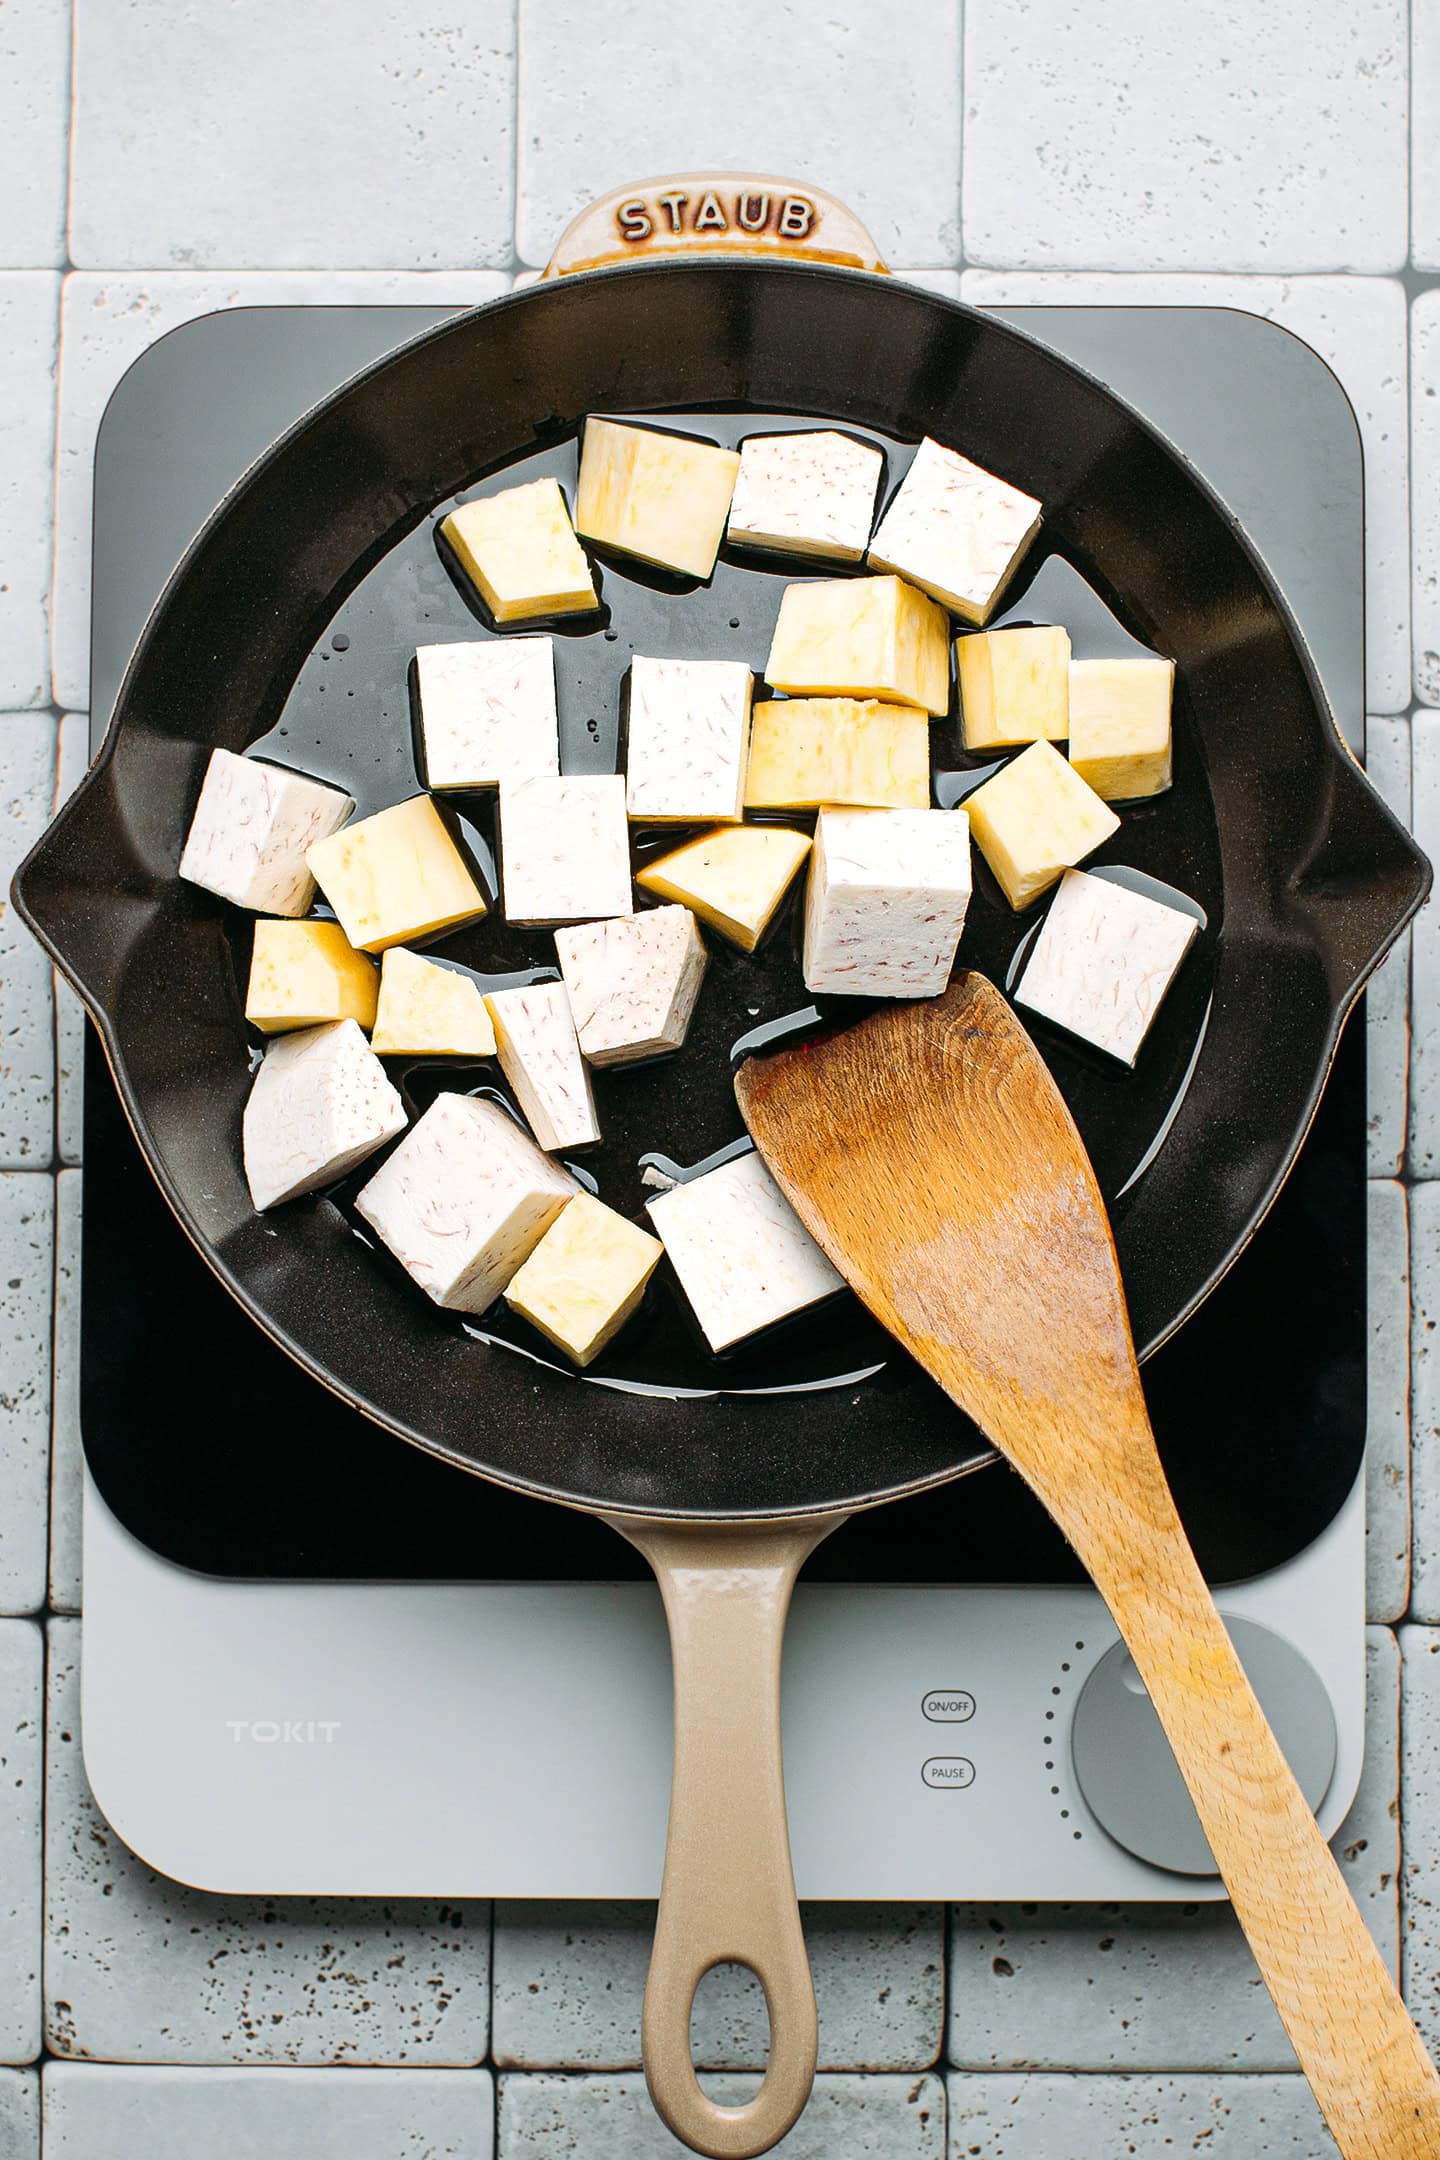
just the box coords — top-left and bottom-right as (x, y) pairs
(13, 179), (1429, 2156)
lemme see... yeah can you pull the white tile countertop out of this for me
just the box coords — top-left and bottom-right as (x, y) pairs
(42, 1626), (493, 2067)
(960, 1), (1410, 275)
(1, 4), (1437, 2154)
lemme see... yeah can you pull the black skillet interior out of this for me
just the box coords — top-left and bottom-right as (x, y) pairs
(15, 264), (1427, 1520)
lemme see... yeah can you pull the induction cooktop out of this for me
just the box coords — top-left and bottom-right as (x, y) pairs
(74, 296), (1371, 1899)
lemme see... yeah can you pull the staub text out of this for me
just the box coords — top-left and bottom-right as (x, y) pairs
(615, 189), (817, 243)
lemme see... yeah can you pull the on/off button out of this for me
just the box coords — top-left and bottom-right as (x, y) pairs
(922, 1756), (976, 1790)
(922, 1689), (975, 1722)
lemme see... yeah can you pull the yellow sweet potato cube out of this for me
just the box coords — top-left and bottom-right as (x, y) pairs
(965, 740), (1120, 910)
(308, 796), (488, 953)
(636, 826), (811, 953)
(504, 1192), (662, 1367)
(575, 419), (739, 579)
(956, 626), (1070, 749)
(245, 919), (379, 1034)
(744, 699), (930, 811)
(370, 948), (497, 1057)
(1067, 657), (1175, 801)
(440, 478), (598, 625)
(765, 574), (949, 716)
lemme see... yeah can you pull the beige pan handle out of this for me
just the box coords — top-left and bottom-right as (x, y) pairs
(605, 1512), (847, 2160)
(556, 170), (880, 2160)
(542, 173), (890, 279)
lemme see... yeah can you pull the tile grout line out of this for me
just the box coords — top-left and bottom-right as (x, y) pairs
(61, 0), (76, 275)
(940, 1895), (953, 2070)
(487, 1896), (496, 2072)
(508, 0), (524, 277)
(38, 1621), (60, 2074)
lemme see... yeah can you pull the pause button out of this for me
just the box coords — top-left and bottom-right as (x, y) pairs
(922, 1756), (976, 1790)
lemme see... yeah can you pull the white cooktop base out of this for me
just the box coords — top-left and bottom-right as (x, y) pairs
(80, 1469), (1365, 1900)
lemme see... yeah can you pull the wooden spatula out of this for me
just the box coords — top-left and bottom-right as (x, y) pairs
(735, 971), (1440, 2160)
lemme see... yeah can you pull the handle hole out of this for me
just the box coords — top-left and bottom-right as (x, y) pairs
(690, 1960), (772, 2101)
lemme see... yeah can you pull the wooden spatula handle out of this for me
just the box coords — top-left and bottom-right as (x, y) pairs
(604, 1511), (846, 2160)
(734, 975), (1440, 2151)
(1068, 1455), (1440, 2159)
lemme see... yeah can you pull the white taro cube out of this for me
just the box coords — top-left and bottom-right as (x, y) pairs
(483, 980), (600, 1152)
(1016, 869), (1200, 1066)
(180, 747), (353, 916)
(355, 1092), (578, 1312)
(416, 636), (560, 792)
(646, 1149), (844, 1353)
(868, 436), (1042, 625)
(242, 1019), (406, 1212)
(499, 773), (633, 924)
(624, 655), (753, 823)
(727, 430), (883, 562)
(803, 807), (973, 999)
(555, 906), (708, 1067)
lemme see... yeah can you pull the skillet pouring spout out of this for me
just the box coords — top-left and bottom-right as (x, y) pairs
(1290, 737), (1431, 1007)
(735, 975), (1440, 2160)
(11, 742), (154, 1024)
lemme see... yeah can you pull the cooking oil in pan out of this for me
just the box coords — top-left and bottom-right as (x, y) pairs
(240, 410), (1221, 1399)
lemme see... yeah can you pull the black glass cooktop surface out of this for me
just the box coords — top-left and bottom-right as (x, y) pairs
(83, 1020), (1365, 1585)
(77, 300), (1370, 1587)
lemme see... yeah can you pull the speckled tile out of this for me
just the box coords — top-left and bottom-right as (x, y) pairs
(42, 2062), (494, 2158)
(53, 271), (512, 714)
(1411, 300), (1440, 703)
(8, 24), (1439, 2145)
(497, 2071), (945, 2157)
(1365, 716), (1413, 1175)
(44, 1621), (491, 2065)
(963, 271), (1410, 715)
(52, 718), (89, 1169)
(1400, 1625), (1440, 2054)
(0, 274), (58, 711)
(945, 2071), (1330, 2155)
(0, 2069), (38, 2160)
(0, 0), (69, 267)
(947, 1627), (1399, 2070)
(0, 1622), (42, 2065)
(492, 1903), (942, 2070)
(1409, 713), (1440, 1180)
(69, 3), (514, 271)
(0, 1174), (51, 1616)
(514, 1), (961, 269)
(48, 1169), (80, 1614)
(1368, 1181), (1412, 1622)
(0, 712), (56, 1170)
(962, 0), (1407, 273)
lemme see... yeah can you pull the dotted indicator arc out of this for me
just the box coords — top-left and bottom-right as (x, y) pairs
(1043, 1640), (1087, 1843)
